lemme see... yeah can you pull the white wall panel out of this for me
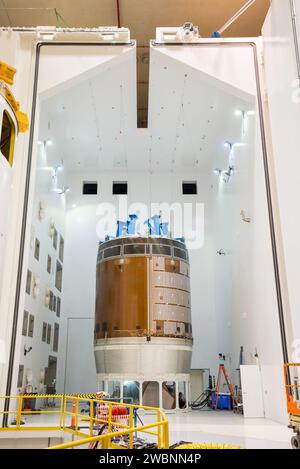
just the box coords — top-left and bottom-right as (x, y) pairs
(0, 32), (35, 400)
(63, 318), (97, 394)
(38, 45), (135, 99)
(263, 0), (300, 356)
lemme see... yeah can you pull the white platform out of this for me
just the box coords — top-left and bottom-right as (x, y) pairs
(167, 411), (292, 449)
(0, 409), (292, 449)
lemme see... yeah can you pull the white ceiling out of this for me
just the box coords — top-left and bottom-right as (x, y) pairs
(0, 0), (270, 127)
(38, 45), (255, 174)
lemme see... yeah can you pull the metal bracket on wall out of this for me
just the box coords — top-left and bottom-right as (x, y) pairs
(36, 27), (57, 41)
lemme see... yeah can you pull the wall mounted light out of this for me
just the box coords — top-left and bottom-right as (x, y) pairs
(224, 140), (233, 149)
(235, 109), (255, 117)
(44, 288), (51, 307)
(49, 221), (55, 239)
(53, 186), (70, 195)
(38, 139), (53, 147)
(240, 210), (251, 223)
(37, 200), (45, 221)
(214, 166), (234, 183)
(223, 140), (236, 182)
(24, 346), (33, 357)
(222, 165), (234, 182)
(235, 109), (245, 117)
(213, 168), (222, 175)
(52, 163), (63, 180)
(60, 186), (70, 195)
(32, 276), (40, 298)
(235, 109), (255, 134)
(236, 109), (246, 134)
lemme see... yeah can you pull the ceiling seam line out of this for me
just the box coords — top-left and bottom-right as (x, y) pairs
(1, 0), (11, 26)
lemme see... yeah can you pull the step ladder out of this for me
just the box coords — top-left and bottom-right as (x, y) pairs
(213, 364), (238, 410)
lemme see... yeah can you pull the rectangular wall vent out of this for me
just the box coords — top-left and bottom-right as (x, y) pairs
(182, 181), (197, 195)
(113, 181), (128, 195)
(83, 181), (98, 195)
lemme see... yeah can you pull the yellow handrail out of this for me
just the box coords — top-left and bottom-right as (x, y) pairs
(0, 394), (169, 449)
(48, 420), (169, 449)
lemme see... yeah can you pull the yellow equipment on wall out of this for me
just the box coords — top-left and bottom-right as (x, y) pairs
(0, 60), (29, 134)
(0, 61), (16, 85)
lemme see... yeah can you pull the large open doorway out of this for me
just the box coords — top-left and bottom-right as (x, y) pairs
(6, 39), (288, 431)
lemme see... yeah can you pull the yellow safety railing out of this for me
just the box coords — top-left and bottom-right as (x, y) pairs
(0, 394), (169, 449)
(48, 417), (169, 449)
(0, 394), (65, 432)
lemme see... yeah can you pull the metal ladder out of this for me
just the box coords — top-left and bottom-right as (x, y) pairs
(214, 364), (238, 410)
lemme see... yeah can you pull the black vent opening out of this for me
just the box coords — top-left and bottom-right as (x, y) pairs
(113, 181), (128, 195)
(182, 181), (197, 195)
(83, 181), (98, 195)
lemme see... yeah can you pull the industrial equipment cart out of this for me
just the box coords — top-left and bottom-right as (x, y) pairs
(284, 363), (300, 449)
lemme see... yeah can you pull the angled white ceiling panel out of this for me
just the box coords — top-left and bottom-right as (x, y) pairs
(150, 44), (256, 99)
(38, 42), (256, 174)
(38, 42), (150, 172)
(38, 44), (136, 98)
(148, 45), (256, 171)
